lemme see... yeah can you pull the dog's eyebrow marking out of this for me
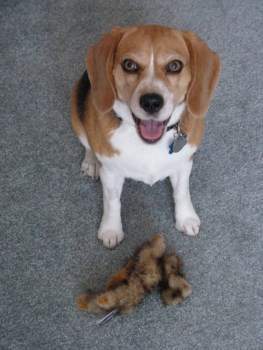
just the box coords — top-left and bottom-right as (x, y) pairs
(77, 70), (91, 121)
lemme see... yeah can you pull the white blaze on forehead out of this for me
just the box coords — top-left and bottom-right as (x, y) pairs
(148, 50), (155, 79)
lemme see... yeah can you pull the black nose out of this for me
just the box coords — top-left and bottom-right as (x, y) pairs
(139, 93), (164, 114)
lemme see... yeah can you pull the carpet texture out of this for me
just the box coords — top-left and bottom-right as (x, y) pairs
(1, 1), (262, 349)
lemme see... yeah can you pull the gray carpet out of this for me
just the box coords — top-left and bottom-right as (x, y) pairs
(1, 0), (262, 349)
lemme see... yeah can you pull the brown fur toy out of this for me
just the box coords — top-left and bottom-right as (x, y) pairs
(77, 234), (191, 316)
(160, 254), (192, 305)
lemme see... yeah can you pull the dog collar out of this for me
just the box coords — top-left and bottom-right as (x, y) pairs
(168, 121), (187, 154)
(166, 121), (186, 136)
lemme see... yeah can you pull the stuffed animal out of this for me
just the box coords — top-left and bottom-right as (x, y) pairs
(77, 234), (191, 317)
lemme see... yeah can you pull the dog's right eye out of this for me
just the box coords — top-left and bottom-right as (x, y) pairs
(166, 60), (183, 74)
(122, 59), (139, 73)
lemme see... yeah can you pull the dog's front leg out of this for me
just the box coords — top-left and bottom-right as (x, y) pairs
(170, 156), (200, 236)
(98, 167), (125, 248)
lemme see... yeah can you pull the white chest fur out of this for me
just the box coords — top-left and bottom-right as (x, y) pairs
(96, 101), (197, 186)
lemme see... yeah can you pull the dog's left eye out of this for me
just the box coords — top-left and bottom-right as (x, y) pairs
(166, 60), (183, 74)
(122, 59), (139, 73)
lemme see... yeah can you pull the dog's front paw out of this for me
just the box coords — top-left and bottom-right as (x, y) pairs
(176, 215), (200, 236)
(98, 229), (124, 249)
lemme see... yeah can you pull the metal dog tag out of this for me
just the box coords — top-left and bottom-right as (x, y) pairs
(171, 133), (187, 153)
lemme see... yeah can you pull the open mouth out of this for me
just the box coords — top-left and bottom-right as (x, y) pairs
(132, 114), (170, 143)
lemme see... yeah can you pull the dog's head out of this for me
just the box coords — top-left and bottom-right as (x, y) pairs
(87, 25), (220, 143)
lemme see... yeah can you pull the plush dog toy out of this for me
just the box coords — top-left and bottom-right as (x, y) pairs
(77, 234), (191, 317)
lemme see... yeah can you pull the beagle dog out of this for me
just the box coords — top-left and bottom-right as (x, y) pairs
(71, 25), (220, 248)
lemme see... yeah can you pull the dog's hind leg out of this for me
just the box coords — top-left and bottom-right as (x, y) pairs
(78, 134), (100, 179)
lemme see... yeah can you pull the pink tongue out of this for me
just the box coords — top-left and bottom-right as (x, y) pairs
(138, 120), (165, 141)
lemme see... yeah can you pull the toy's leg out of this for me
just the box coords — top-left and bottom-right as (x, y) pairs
(160, 254), (192, 305)
(170, 158), (200, 236)
(77, 293), (90, 310)
(168, 275), (192, 298)
(161, 276), (192, 305)
(98, 167), (125, 248)
(76, 293), (103, 314)
(106, 259), (135, 289)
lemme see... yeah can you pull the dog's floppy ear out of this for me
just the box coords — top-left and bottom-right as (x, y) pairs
(87, 28), (124, 113)
(183, 31), (220, 118)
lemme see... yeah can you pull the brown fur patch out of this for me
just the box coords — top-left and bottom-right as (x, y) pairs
(180, 109), (205, 146)
(183, 31), (221, 119)
(83, 97), (120, 156)
(71, 81), (120, 156)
